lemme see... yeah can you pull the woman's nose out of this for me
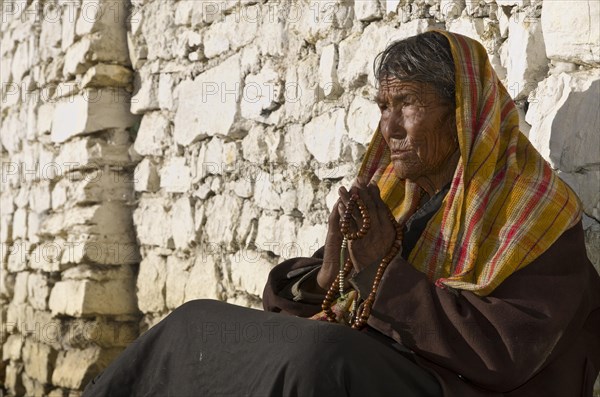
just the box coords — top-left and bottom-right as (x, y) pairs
(380, 111), (405, 141)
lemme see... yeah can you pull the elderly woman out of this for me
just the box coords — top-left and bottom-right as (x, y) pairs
(84, 31), (600, 397)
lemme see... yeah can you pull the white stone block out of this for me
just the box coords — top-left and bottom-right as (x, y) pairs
(204, 194), (242, 247)
(541, 0), (600, 65)
(76, 0), (123, 35)
(203, 20), (231, 58)
(280, 188), (298, 215)
(203, 138), (225, 176)
(27, 212), (40, 244)
(225, 6), (259, 50)
(255, 213), (277, 253)
(385, 0), (401, 14)
(175, 0), (193, 25)
(228, 250), (273, 296)
(165, 256), (191, 309)
(447, 16), (486, 44)
(80, 64), (133, 89)
(28, 182), (51, 213)
(296, 223), (328, 257)
(240, 61), (282, 124)
(184, 254), (219, 302)
(133, 112), (171, 156)
(1, 215), (12, 243)
(440, 0), (465, 19)
(4, 361), (24, 396)
(12, 209), (27, 240)
(222, 142), (239, 169)
(61, 2), (78, 51)
(526, 70), (600, 172)
(0, 111), (24, 154)
(210, 176), (223, 193)
(293, 0), (353, 44)
(347, 96), (380, 146)
(136, 251), (167, 313)
(354, 0), (382, 21)
(171, 197), (196, 250)
(234, 201), (257, 247)
(174, 54), (242, 145)
(496, 0), (529, 5)
(15, 187), (29, 208)
(29, 243), (64, 273)
(39, 9), (62, 62)
(160, 157), (191, 193)
(282, 124), (311, 166)
(339, 21), (439, 89)
(584, 218), (600, 273)
(51, 346), (115, 390)
(190, 0), (224, 25)
(1, 54), (12, 92)
(233, 179), (253, 199)
(62, 264), (134, 282)
(140, 0), (176, 60)
(13, 272), (29, 304)
(559, 170), (600, 221)
(1, 191), (14, 215)
(497, 5), (511, 38)
(296, 177), (315, 216)
(303, 109), (348, 163)
(63, 37), (92, 77)
(130, 70), (160, 114)
(133, 198), (173, 247)
(133, 158), (160, 192)
(319, 44), (342, 99)
(37, 103), (54, 136)
(48, 278), (137, 316)
(2, 334), (23, 361)
(127, 32), (148, 69)
(501, 14), (548, 99)
(283, 55), (319, 124)
(241, 125), (268, 164)
(10, 41), (30, 84)
(51, 89), (138, 143)
(255, 214), (299, 257)
(254, 170), (281, 211)
(27, 272), (49, 310)
(158, 73), (175, 110)
(40, 206), (97, 237)
(54, 135), (131, 172)
(257, 5), (286, 57)
(22, 340), (56, 383)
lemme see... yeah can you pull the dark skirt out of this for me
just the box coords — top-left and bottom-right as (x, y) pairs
(83, 300), (441, 397)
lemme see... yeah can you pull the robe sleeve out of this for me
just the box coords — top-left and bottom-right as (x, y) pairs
(365, 222), (600, 392)
(262, 247), (325, 317)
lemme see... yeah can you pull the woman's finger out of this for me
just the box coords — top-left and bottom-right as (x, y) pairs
(366, 182), (394, 234)
(346, 185), (365, 224)
(368, 182), (387, 213)
(356, 184), (377, 227)
(338, 186), (350, 206)
(330, 199), (341, 221)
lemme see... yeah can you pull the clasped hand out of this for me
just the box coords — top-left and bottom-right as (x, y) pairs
(317, 178), (397, 291)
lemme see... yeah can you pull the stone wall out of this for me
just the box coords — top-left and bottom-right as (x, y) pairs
(1, 0), (141, 395)
(1, 0), (599, 395)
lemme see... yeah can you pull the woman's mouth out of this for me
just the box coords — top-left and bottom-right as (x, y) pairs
(390, 150), (411, 159)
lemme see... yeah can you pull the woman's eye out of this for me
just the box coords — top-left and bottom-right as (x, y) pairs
(401, 95), (419, 105)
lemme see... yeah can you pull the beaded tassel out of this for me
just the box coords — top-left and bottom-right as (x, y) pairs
(321, 193), (403, 329)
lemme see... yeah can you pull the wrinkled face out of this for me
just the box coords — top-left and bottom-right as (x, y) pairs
(376, 78), (458, 181)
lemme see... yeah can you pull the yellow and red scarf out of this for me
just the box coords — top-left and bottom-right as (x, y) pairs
(358, 31), (582, 296)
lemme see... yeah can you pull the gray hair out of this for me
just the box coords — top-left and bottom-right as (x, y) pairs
(374, 31), (456, 104)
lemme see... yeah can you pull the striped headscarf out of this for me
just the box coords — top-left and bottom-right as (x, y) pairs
(358, 31), (582, 296)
